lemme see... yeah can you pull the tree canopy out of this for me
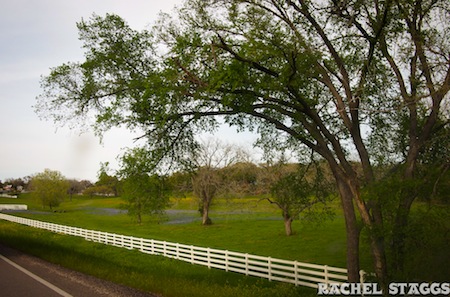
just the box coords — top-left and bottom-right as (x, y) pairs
(30, 169), (70, 209)
(118, 148), (172, 224)
(36, 0), (450, 284)
(268, 160), (334, 236)
(189, 138), (247, 225)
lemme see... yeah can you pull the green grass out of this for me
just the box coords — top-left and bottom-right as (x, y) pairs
(0, 220), (312, 297)
(3, 193), (447, 295)
(0, 193), (351, 296)
(0, 195), (326, 297)
(1, 194), (354, 267)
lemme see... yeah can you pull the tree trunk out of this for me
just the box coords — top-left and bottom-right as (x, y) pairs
(392, 194), (415, 275)
(368, 205), (388, 291)
(284, 217), (293, 236)
(334, 173), (361, 283)
(202, 197), (212, 225)
(331, 170), (388, 288)
(346, 177), (389, 287)
(137, 202), (142, 224)
(369, 232), (388, 292)
(391, 144), (419, 275)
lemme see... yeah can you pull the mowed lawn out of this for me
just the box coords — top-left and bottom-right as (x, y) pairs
(0, 194), (358, 296)
(0, 194), (360, 268)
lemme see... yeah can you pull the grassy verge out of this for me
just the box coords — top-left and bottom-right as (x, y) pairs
(0, 220), (314, 297)
(1, 194), (357, 268)
(1, 194), (352, 296)
(1, 193), (447, 293)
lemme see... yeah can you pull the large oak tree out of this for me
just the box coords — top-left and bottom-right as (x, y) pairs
(36, 0), (450, 284)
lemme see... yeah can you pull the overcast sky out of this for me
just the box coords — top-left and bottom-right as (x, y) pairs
(0, 0), (257, 182)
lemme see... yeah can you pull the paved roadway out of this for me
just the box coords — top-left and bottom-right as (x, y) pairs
(0, 244), (158, 297)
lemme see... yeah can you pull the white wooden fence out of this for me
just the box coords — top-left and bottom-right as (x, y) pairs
(0, 204), (27, 211)
(0, 213), (348, 288)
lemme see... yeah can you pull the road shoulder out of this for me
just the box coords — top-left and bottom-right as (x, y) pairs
(0, 244), (158, 297)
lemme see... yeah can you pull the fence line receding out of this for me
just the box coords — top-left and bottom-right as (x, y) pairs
(0, 213), (348, 288)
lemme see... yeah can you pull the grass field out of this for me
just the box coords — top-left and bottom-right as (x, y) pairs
(0, 220), (314, 297)
(1, 193), (447, 296)
(0, 194), (360, 267)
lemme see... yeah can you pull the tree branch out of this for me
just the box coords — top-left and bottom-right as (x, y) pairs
(214, 34), (279, 78)
(291, 0), (352, 100)
(259, 197), (283, 210)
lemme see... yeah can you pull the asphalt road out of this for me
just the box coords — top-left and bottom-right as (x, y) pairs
(0, 244), (158, 297)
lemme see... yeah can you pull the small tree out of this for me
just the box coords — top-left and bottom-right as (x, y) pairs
(119, 148), (171, 224)
(266, 161), (334, 236)
(189, 138), (244, 225)
(121, 174), (171, 224)
(30, 169), (70, 210)
(192, 166), (221, 225)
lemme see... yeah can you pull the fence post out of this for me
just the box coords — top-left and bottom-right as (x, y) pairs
(163, 241), (167, 256)
(268, 257), (272, 281)
(190, 245), (194, 264)
(294, 261), (299, 286)
(225, 250), (229, 272)
(359, 270), (366, 284)
(207, 248), (211, 269)
(324, 265), (329, 285)
(359, 270), (367, 297)
(245, 254), (249, 276)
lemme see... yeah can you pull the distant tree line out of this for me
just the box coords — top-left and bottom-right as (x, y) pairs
(5, 136), (448, 234)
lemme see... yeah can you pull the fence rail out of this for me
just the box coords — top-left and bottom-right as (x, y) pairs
(0, 213), (348, 288)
